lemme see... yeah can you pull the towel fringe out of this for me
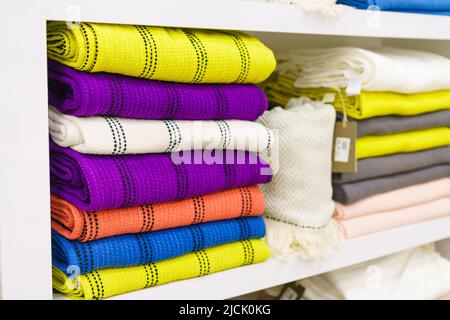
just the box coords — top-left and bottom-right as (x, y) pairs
(264, 217), (344, 259)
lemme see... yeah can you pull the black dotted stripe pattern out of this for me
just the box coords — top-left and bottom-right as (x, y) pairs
(240, 239), (255, 266)
(265, 215), (328, 230)
(215, 120), (231, 149)
(183, 30), (208, 83)
(112, 157), (136, 208)
(163, 120), (182, 152)
(135, 26), (158, 79)
(163, 83), (180, 118)
(221, 31), (250, 83)
(223, 162), (236, 190)
(238, 187), (253, 217)
(104, 117), (128, 155)
(213, 87), (229, 119)
(172, 160), (189, 200)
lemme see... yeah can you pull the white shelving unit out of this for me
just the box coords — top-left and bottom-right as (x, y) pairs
(1, 0), (449, 300)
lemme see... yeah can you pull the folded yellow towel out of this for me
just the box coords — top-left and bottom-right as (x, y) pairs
(53, 239), (270, 300)
(265, 75), (450, 119)
(47, 22), (276, 83)
(357, 127), (450, 159)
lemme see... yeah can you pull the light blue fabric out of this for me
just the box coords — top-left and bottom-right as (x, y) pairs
(52, 216), (266, 274)
(337, 0), (450, 15)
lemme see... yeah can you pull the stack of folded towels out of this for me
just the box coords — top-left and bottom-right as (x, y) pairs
(47, 21), (276, 299)
(264, 46), (450, 239)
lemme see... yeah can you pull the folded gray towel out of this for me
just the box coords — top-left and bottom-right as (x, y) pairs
(333, 164), (450, 204)
(333, 147), (450, 184)
(336, 110), (450, 137)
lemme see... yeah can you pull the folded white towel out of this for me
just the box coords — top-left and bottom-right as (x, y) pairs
(49, 107), (273, 154)
(278, 47), (450, 94)
(258, 97), (342, 259)
(301, 244), (450, 300)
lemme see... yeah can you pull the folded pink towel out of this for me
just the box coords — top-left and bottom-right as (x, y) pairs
(335, 178), (450, 220)
(338, 197), (450, 239)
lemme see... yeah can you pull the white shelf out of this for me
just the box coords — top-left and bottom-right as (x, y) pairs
(45, 0), (450, 40)
(54, 216), (450, 300)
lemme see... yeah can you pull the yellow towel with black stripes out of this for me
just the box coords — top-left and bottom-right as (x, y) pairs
(53, 239), (270, 300)
(47, 22), (276, 83)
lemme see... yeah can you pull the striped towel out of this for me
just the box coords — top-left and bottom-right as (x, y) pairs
(50, 141), (272, 211)
(48, 60), (268, 120)
(51, 186), (265, 241)
(49, 107), (274, 154)
(53, 239), (270, 300)
(47, 22), (276, 83)
(52, 216), (266, 274)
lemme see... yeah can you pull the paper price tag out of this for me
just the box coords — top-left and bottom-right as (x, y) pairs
(332, 121), (357, 173)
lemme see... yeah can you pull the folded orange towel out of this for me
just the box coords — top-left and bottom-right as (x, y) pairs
(51, 186), (265, 242)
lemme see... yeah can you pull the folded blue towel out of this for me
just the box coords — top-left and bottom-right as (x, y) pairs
(337, 0), (450, 15)
(52, 216), (266, 274)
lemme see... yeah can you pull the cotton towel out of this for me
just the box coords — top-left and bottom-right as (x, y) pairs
(51, 186), (265, 241)
(339, 110), (450, 137)
(264, 75), (450, 119)
(301, 244), (450, 300)
(339, 197), (450, 238)
(258, 97), (342, 259)
(357, 127), (450, 159)
(335, 178), (450, 220)
(333, 164), (450, 204)
(337, 0), (450, 15)
(47, 22), (276, 83)
(53, 239), (270, 300)
(333, 147), (450, 184)
(52, 216), (265, 274)
(50, 141), (272, 211)
(49, 107), (273, 155)
(278, 47), (450, 93)
(48, 60), (268, 120)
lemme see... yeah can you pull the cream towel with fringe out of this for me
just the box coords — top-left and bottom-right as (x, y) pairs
(258, 97), (343, 259)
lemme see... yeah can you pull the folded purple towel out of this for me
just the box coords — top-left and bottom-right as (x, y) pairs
(48, 60), (268, 120)
(50, 141), (272, 211)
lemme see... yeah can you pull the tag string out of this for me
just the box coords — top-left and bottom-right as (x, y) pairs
(330, 87), (348, 128)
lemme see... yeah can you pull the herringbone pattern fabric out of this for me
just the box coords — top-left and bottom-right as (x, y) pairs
(258, 97), (343, 258)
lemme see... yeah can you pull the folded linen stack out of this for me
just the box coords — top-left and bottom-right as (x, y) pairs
(336, 0), (450, 16)
(300, 243), (450, 300)
(47, 21), (276, 299)
(264, 47), (450, 239)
